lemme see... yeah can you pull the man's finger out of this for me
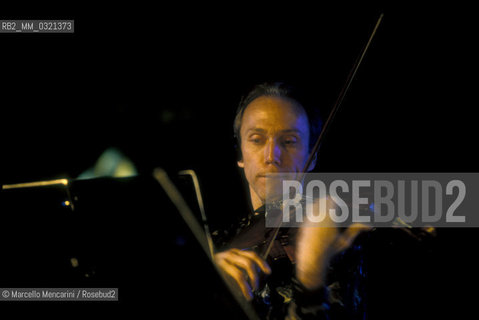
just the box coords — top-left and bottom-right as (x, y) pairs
(345, 223), (372, 239)
(220, 259), (254, 301)
(224, 251), (260, 290)
(336, 223), (372, 252)
(233, 249), (271, 275)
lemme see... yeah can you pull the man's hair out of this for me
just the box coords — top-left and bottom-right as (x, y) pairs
(233, 82), (322, 154)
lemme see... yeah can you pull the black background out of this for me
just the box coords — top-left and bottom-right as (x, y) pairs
(2, 3), (476, 183)
(1, 2), (478, 319)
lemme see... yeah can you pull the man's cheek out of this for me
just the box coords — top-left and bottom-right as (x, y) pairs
(245, 168), (256, 185)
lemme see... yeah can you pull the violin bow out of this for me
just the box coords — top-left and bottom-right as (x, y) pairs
(262, 13), (384, 260)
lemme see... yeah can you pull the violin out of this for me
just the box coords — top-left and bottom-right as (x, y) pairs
(227, 207), (298, 263)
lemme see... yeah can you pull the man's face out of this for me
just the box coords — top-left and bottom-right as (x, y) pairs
(238, 96), (311, 205)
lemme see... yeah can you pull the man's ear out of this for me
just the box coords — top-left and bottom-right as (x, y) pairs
(237, 159), (244, 168)
(306, 152), (317, 172)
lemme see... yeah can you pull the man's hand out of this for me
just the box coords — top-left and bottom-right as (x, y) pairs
(214, 248), (271, 301)
(295, 198), (372, 291)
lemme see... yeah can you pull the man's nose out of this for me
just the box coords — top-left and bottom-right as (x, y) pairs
(265, 139), (281, 165)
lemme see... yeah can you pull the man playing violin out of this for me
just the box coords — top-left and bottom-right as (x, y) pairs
(214, 82), (370, 319)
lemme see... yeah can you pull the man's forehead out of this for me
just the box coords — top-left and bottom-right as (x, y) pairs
(241, 96), (309, 133)
(245, 127), (303, 135)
